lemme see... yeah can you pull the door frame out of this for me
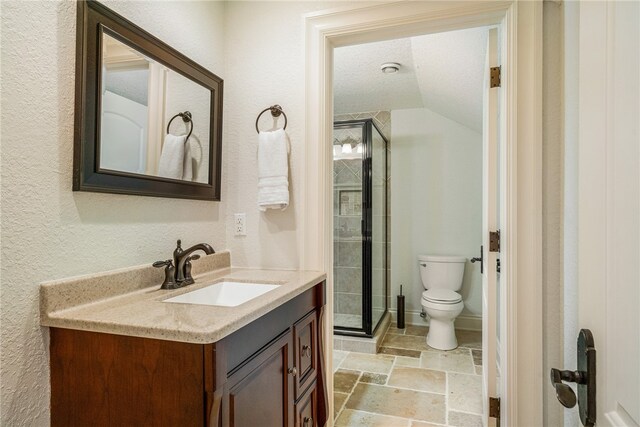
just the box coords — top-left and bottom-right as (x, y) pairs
(302, 1), (543, 426)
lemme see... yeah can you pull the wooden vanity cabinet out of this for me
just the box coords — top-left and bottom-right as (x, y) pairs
(50, 282), (327, 427)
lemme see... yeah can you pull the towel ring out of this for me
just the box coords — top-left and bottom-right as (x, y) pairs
(255, 105), (287, 134)
(167, 111), (193, 141)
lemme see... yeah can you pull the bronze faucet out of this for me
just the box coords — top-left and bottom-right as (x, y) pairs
(154, 240), (215, 289)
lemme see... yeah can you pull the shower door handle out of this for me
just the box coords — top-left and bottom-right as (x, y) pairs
(470, 245), (483, 274)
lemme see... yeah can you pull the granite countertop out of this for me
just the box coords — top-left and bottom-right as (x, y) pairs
(40, 252), (325, 344)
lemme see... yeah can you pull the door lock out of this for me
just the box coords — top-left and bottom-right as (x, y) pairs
(550, 329), (596, 426)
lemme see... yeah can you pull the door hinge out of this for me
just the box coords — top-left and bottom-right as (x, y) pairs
(489, 230), (500, 253)
(490, 66), (501, 88)
(489, 396), (501, 420)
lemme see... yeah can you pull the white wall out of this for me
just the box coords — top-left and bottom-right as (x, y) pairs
(390, 108), (483, 321)
(222, 1), (347, 268)
(0, 2), (226, 425)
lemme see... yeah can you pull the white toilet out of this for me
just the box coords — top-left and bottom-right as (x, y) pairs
(419, 255), (466, 350)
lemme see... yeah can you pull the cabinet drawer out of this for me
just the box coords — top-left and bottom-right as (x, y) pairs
(293, 309), (317, 398)
(295, 380), (317, 427)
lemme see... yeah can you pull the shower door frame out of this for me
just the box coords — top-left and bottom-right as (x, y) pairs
(333, 119), (388, 338)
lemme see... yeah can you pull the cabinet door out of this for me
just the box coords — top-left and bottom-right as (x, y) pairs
(225, 330), (294, 427)
(295, 381), (317, 427)
(293, 310), (317, 399)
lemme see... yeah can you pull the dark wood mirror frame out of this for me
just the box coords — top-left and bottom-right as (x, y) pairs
(73, 0), (223, 200)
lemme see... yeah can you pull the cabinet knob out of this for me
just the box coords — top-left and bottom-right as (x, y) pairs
(302, 344), (311, 357)
(288, 367), (298, 377)
(303, 416), (313, 426)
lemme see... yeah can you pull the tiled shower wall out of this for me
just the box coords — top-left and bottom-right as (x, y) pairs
(333, 111), (391, 324)
(334, 158), (364, 318)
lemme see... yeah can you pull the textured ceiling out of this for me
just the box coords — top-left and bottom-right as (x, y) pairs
(334, 27), (489, 131)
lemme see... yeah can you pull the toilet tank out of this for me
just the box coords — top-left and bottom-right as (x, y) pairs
(418, 255), (467, 291)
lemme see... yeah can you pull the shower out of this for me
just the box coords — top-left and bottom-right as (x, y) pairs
(333, 118), (388, 337)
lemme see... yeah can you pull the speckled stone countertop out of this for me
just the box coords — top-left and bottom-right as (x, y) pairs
(40, 251), (326, 344)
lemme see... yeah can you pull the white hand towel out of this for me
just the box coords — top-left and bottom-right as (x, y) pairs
(258, 129), (290, 211)
(157, 134), (186, 180)
(182, 141), (193, 181)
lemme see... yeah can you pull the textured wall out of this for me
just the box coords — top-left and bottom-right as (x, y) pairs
(222, 1), (346, 269)
(0, 1), (226, 425)
(390, 108), (483, 319)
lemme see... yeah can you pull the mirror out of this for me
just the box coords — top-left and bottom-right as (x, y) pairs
(100, 33), (211, 183)
(74, 1), (223, 200)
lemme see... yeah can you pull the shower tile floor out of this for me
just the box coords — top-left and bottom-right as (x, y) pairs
(333, 324), (483, 427)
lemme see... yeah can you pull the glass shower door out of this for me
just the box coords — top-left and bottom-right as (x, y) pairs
(333, 119), (388, 337)
(370, 124), (387, 331)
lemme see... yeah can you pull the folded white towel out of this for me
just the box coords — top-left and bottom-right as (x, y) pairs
(182, 141), (193, 181)
(258, 129), (290, 211)
(157, 134), (186, 179)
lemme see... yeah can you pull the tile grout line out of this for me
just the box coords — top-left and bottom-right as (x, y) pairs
(346, 378), (449, 396)
(447, 408), (484, 417)
(336, 408), (446, 427)
(445, 370), (450, 426)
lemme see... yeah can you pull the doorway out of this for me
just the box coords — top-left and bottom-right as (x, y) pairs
(303, 2), (544, 425)
(331, 27), (491, 425)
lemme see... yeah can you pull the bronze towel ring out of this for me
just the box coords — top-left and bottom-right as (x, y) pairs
(167, 111), (193, 141)
(255, 105), (287, 133)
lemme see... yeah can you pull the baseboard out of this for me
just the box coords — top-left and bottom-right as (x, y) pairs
(388, 309), (482, 331)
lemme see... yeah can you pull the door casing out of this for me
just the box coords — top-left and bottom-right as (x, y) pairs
(302, 2), (543, 426)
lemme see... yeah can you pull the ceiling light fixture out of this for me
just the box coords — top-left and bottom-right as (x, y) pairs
(380, 62), (400, 74)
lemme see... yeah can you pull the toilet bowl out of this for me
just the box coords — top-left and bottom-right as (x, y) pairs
(418, 255), (466, 350)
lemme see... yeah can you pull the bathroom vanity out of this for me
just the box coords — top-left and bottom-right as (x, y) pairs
(40, 252), (327, 427)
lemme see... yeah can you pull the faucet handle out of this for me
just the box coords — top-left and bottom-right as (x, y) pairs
(153, 259), (180, 290)
(182, 255), (201, 286)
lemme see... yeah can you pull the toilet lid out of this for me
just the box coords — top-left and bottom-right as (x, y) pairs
(422, 289), (462, 304)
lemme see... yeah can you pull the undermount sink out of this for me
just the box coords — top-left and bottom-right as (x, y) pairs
(163, 281), (280, 307)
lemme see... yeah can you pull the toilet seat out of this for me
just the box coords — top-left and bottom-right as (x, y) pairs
(422, 289), (462, 305)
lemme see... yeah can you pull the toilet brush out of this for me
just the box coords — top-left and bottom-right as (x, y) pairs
(397, 285), (405, 329)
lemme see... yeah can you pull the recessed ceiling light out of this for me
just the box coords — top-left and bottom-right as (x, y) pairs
(380, 62), (400, 74)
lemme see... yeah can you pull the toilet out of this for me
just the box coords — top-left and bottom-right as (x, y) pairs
(419, 255), (466, 350)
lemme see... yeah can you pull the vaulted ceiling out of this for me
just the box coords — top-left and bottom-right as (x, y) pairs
(333, 26), (490, 132)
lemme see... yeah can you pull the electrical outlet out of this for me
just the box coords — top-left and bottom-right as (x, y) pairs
(234, 213), (246, 236)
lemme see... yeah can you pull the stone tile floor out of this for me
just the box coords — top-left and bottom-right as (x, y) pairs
(333, 324), (483, 427)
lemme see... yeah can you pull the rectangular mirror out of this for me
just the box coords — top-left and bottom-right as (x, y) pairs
(74, 1), (223, 200)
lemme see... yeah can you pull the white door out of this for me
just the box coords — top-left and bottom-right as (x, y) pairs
(576, 1), (639, 426)
(100, 90), (148, 175)
(482, 27), (499, 427)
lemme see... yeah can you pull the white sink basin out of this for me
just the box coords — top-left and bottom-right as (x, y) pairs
(163, 281), (280, 307)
